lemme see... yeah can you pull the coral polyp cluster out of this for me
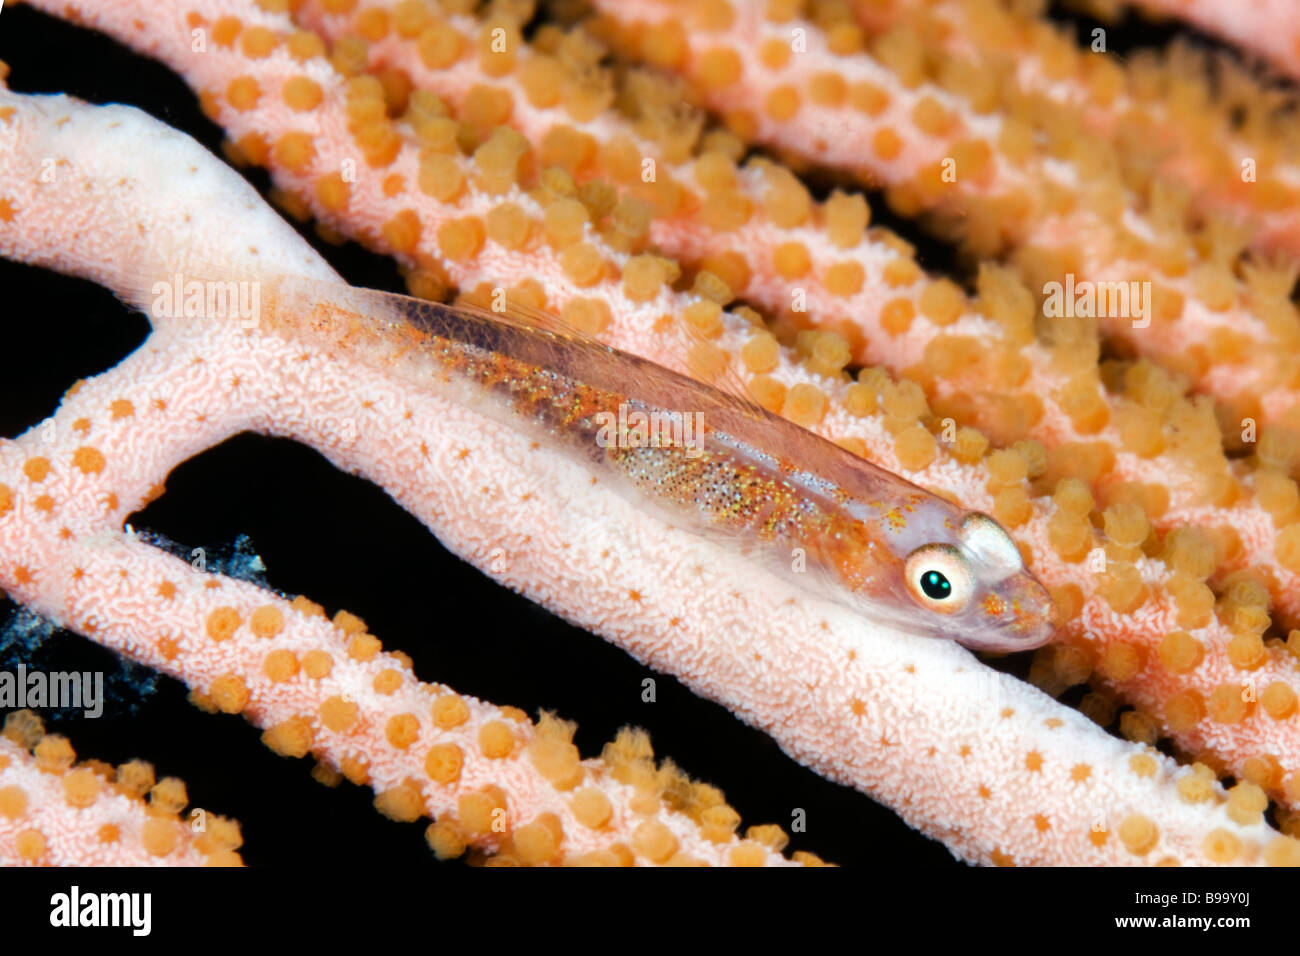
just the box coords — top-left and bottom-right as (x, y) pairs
(0, 710), (242, 865)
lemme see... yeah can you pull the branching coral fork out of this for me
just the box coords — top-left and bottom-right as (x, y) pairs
(0, 88), (804, 866)
(2, 37), (1296, 865)
(29, 0), (1300, 821)
(0, 310), (1279, 868)
(18, 0), (1061, 506)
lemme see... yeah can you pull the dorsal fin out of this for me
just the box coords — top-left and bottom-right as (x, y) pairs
(655, 299), (776, 426)
(448, 288), (611, 348)
(449, 286), (777, 426)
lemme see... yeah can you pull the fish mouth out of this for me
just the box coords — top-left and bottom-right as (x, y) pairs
(956, 576), (1057, 652)
(1001, 576), (1057, 648)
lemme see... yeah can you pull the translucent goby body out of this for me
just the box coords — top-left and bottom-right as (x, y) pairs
(138, 272), (1054, 652)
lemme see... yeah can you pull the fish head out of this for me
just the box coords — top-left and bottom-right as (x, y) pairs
(897, 511), (1056, 651)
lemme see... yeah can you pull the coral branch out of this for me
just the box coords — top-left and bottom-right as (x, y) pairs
(1098, 0), (1300, 83)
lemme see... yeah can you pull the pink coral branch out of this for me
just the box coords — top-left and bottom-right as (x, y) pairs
(1115, 0), (1300, 83)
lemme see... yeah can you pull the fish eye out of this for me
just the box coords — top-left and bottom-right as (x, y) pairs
(904, 544), (974, 614)
(919, 569), (951, 600)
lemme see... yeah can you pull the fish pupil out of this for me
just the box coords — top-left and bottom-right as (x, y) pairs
(921, 570), (951, 600)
